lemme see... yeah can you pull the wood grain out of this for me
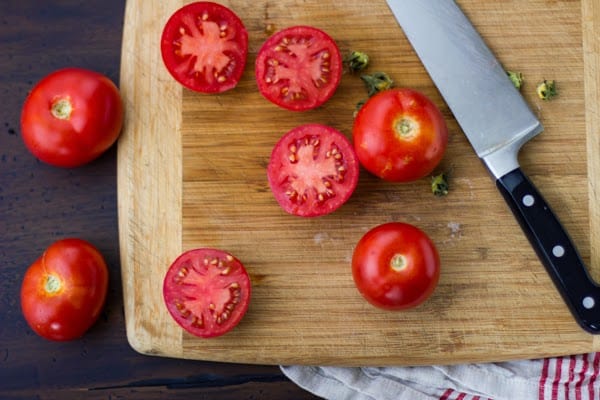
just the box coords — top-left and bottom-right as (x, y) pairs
(118, 0), (600, 365)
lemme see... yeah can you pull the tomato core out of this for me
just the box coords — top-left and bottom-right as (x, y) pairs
(390, 254), (407, 272)
(178, 16), (237, 85)
(44, 274), (62, 294)
(50, 98), (73, 120)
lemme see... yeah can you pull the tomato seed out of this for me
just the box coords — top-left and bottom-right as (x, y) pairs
(220, 266), (231, 275)
(179, 306), (191, 318)
(191, 316), (204, 328)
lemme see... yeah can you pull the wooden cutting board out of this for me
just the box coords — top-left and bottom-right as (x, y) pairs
(117, 0), (600, 365)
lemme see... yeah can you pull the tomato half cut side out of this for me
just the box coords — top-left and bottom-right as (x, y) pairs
(255, 25), (342, 111)
(160, 2), (248, 93)
(267, 124), (359, 217)
(163, 248), (251, 338)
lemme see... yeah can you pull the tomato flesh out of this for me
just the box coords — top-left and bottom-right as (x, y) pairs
(20, 238), (109, 341)
(353, 88), (448, 182)
(352, 222), (440, 310)
(20, 68), (123, 168)
(163, 248), (251, 338)
(161, 2), (248, 93)
(267, 124), (359, 217)
(255, 25), (342, 111)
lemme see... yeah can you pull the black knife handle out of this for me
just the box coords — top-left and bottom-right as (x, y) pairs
(496, 168), (600, 333)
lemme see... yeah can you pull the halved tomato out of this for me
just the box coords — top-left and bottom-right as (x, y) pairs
(160, 2), (248, 93)
(267, 124), (359, 217)
(255, 25), (342, 111)
(163, 248), (251, 338)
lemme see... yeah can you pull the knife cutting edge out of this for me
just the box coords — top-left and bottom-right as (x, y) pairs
(386, 0), (600, 333)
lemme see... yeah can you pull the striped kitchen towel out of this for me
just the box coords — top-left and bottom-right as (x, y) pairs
(281, 353), (600, 400)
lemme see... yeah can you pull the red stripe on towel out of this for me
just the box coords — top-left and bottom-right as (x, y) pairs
(540, 357), (551, 400)
(589, 353), (600, 400)
(566, 355), (577, 400)
(552, 356), (563, 400)
(440, 388), (454, 400)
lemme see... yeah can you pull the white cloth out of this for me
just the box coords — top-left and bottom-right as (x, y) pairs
(282, 353), (600, 400)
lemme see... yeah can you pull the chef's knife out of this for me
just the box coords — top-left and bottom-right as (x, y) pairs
(386, 0), (600, 333)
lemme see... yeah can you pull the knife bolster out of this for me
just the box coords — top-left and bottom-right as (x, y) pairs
(481, 141), (522, 179)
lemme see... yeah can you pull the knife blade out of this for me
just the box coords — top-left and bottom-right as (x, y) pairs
(386, 0), (600, 333)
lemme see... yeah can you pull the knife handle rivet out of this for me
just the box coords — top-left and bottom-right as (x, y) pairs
(583, 296), (596, 310)
(522, 194), (535, 207)
(552, 245), (565, 258)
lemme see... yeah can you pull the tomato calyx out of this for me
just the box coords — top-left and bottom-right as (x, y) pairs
(390, 254), (407, 272)
(50, 97), (73, 120)
(395, 117), (417, 140)
(44, 274), (63, 295)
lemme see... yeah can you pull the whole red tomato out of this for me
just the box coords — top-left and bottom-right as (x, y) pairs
(352, 88), (448, 182)
(352, 222), (440, 310)
(20, 238), (109, 341)
(20, 67), (123, 168)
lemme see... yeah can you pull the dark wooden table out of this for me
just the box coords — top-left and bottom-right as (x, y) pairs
(0, 1), (319, 398)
